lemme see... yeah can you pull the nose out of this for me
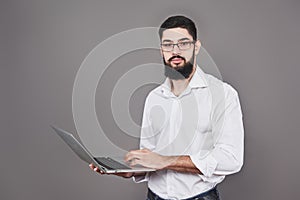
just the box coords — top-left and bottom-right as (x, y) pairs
(172, 44), (181, 55)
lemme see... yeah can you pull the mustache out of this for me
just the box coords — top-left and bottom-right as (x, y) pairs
(168, 55), (186, 62)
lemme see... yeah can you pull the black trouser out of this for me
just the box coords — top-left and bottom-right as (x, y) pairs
(147, 187), (220, 200)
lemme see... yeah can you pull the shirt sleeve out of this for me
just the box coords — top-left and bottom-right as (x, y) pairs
(132, 172), (151, 183)
(190, 85), (244, 178)
(132, 95), (156, 183)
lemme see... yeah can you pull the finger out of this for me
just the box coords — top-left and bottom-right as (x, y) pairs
(89, 163), (95, 170)
(125, 150), (146, 161)
(115, 172), (133, 178)
(95, 168), (106, 175)
(129, 159), (137, 166)
(93, 167), (100, 172)
(141, 148), (150, 152)
(127, 149), (146, 156)
(125, 150), (139, 160)
(130, 159), (140, 166)
(130, 158), (144, 167)
(124, 152), (137, 162)
(125, 154), (142, 163)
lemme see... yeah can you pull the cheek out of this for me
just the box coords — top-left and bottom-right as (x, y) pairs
(183, 52), (194, 61)
(162, 53), (172, 61)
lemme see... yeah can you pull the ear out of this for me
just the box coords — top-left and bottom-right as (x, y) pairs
(194, 40), (201, 55)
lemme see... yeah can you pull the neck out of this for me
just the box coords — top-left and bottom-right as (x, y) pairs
(170, 65), (196, 96)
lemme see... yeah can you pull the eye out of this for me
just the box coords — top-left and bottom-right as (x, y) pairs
(180, 42), (190, 46)
(162, 43), (173, 47)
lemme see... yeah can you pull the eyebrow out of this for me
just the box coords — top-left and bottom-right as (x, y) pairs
(162, 38), (192, 43)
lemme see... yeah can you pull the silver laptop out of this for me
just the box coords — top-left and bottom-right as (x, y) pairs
(51, 126), (156, 174)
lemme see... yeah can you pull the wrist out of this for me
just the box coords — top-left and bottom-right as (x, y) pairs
(161, 156), (178, 170)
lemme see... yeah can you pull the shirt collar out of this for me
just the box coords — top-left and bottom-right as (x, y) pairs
(189, 65), (208, 88)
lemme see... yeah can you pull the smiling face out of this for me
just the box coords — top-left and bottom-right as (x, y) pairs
(161, 27), (201, 80)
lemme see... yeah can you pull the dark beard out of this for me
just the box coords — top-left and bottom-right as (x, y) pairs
(163, 51), (195, 80)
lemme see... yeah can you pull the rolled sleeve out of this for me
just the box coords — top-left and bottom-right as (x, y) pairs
(190, 154), (218, 177)
(132, 172), (150, 183)
(191, 85), (244, 178)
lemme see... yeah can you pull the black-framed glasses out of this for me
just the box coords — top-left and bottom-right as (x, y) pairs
(160, 41), (195, 52)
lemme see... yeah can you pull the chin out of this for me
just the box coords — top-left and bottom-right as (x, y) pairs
(171, 63), (185, 69)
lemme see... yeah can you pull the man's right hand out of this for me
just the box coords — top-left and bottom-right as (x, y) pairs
(88, 163), (134, 178)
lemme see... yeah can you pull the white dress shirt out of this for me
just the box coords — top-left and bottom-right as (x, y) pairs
(134, 66), (244, 200)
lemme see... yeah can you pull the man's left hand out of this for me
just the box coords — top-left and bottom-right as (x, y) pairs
(125, 149), (174, 170)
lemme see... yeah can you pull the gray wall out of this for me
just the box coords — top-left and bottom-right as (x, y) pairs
(1, 0), (300, 199)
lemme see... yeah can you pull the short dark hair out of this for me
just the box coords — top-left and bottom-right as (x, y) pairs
(159, 15), (197, 41)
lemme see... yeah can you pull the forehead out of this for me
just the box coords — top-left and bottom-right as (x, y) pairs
(161, 27), (193, 42)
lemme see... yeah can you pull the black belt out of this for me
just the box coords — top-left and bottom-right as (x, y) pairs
(147, 187), (220, 200)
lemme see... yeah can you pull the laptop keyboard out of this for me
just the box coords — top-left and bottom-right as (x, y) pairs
(94, 157), (131, 170)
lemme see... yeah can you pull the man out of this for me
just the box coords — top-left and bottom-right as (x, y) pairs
(90, 15), (244, 200)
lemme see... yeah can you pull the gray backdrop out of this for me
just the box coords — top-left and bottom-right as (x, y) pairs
(1, 0), (300, 199)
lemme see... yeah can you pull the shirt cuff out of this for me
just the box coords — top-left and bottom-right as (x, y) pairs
(132, 172), (150, 183)
(190, 154), (218, 178)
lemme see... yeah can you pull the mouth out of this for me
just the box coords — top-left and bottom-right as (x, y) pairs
(171, 58), (183, 65)
(169, 56), (185, 65)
